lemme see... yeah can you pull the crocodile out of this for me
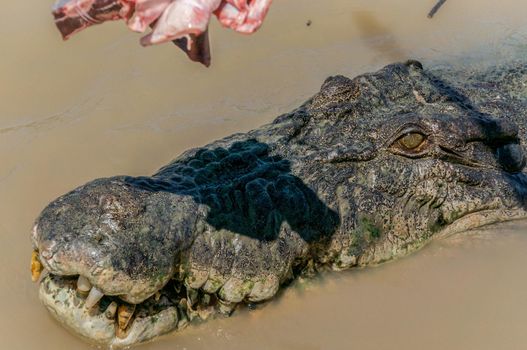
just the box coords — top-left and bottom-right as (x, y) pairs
(30, 59), (527, 347)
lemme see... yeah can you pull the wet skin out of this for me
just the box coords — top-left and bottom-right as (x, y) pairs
(31, 60), (527, 347)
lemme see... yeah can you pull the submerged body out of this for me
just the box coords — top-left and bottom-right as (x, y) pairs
(31, 60), (527, 347)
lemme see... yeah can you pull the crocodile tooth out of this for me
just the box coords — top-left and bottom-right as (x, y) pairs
(197, 305), (214, 320)
(85, 287), (104, 309)
(104, 301), (118, 320)
(178, 298), (188, 317)
(115, 326), (127, 339)
(217, 299), (236, 316)
(201, 293), (211, 306)
(117, 304), (136, 330)
(187, 288), (199, 307)
(30, 251), (43, 282)
(31, 224), (38, 242)
(77, 275), (92, 293)
(180, 296), (199, 320)
(177, 301), (189, 330)
(177, 314), (189, 330)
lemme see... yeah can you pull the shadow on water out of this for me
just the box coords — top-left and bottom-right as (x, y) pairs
(124, 139), (340, 242)
(352, 11), (406, 62)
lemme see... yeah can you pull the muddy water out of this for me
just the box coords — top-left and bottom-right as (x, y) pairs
(1, 0), (527, 349)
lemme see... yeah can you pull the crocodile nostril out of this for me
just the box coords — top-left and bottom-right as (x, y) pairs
(497, 143), (526, 173)
(39, 241), (56, 260)
(41, 249), (54, 260)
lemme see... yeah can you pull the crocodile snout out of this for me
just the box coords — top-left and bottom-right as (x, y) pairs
(477, 117), (526, 173)
(460, 115), (526, 173)
(497, 143), (526, 173)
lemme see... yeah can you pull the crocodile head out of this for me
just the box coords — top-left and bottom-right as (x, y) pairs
(297, 60), (527, 265)
(30, 60), (527, 347)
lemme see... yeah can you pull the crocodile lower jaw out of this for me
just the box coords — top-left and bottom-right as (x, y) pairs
(437, 208), (527, 239)
(38, 273), (220, 347)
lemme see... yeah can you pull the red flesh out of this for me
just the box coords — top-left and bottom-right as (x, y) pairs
(51, 0), (272, 65)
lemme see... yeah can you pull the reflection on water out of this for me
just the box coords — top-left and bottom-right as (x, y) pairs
(352, 11), (406, 61)
(1, 0), (527, 349)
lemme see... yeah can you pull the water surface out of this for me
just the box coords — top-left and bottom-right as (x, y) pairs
(1, 0), (527, 349)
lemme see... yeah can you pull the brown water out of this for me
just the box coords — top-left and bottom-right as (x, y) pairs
(1, 0), (527, 349)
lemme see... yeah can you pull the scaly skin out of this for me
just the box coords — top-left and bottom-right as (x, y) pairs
(31, 59), (527, 347)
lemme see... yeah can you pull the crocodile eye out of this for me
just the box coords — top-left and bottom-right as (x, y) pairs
(398, 132), (425, 150)
(389, 129), (430, 158)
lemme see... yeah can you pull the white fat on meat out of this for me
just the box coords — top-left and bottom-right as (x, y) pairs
(215, 0), (273, 34)
(140, 0), (222, 46)
(127, 0), (173, 32)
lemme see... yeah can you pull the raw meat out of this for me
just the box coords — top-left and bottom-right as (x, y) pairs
(140, 0), (222, 46)
(215, 0), (273, 33)
(127, 0), (172, 32)
(52, 0), (132, 40)
(51, 0), (273, 66)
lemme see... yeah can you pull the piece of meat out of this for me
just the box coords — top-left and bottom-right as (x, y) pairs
(139, 0), (222, 46)
(215, 0), (272, 34)
(52, 0), (133, 40)
(214, 2), (246, 29)
(53, 0), (212, 65)
(51, 0), (273, 66)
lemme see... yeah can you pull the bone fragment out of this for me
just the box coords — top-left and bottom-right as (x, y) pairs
(187, 288), (199, 307)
